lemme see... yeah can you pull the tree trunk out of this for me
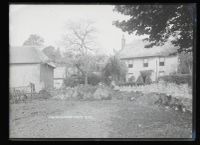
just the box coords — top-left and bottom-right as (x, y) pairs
(84, 73), (88, 85)
(189, 65), (192, 75)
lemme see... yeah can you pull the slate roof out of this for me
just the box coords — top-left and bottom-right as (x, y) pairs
(117, 39), (178, 60)
(10, 46), (55, 67)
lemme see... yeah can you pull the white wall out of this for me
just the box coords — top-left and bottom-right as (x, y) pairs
(54, 79), (64, 89)
(122, 55), (178, 82)
(54, 67), (66, 79)
(160, 55), (178, 75)
(9, 63), (43, 92)
(40, 64), (54, 89)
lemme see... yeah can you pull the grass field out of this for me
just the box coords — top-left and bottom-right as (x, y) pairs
(9, 94), (192, 139)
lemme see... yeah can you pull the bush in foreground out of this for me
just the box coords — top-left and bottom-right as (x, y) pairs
(38, 89), (52, 99)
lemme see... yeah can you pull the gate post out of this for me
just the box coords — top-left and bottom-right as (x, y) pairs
(30, 83), (33, 98)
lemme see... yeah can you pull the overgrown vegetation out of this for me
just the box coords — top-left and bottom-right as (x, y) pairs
(178, 52), (193, 74)
(87, 73), (103, 86)
(135, 70), (153, 85)
(102, 55), (127, 84)
(128, 76), (135, 83)
(136, 75), (144, 85)
(158, 74), (192, 87)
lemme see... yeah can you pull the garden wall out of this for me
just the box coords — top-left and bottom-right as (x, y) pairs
(117, 82), (192, 113)
(117, 82), (192, 99)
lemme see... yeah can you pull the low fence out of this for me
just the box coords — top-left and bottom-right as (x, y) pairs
(9, 83), (36, 103)
(116, 82), (192, 99)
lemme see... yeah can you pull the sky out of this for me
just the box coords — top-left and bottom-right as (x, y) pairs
(9, 4), (146, 55)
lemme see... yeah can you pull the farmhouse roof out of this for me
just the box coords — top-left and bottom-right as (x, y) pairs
(10, 46), (55, 67)
(117, 39), (178, 59)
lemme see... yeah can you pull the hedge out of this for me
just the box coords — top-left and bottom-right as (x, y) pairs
(64, 73), (104, 87)
(117, 82), (136, 86)
(64, 76), (84, 87)
(158, 74), (192, 87)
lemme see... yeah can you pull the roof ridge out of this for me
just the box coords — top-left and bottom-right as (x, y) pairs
(118, 40), (178, 59)
(33, 47), (49, 63)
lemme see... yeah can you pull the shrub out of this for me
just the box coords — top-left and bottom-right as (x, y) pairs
(88, 73), (102, 86)
(64, 77), (77, 87)
(145, 75), (152, 84)
(38, 89), (52, 99)
(136, 75), (144, 85)
(128, 76), (135, 82)
(76, 85), (97, 94)
(65, 73), (105, 86)
(158, 74), (192, 86)
(102, 55), (127, 83)
(117, 82), (136, 86)
(64, 75), (84, 87)
(140, 70), (153, 78)
(102, 76), (112, 86)
(139, 70), (153, 84)
(93, 87), (112, 100)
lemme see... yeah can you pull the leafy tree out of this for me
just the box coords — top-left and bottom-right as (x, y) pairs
(102, 55), (127, 83)
(91, 54), (109, 72)
(62, 20), (97, 85)
(178, 52), (193, 74)
(42, 46), (56, 61)
(23, 34), (45, 46)
(113, 4), (195, 53)
(42, 46), (62, 63)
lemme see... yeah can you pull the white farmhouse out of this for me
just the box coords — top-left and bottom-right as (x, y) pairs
(117, 36), (179, 82)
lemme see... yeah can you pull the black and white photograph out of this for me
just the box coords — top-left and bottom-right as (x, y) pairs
(9, 4), (194, 139)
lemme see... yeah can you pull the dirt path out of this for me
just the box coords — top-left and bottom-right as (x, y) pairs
(41, 102), (117, 138)
(10, 99), (192, 138)
(10, 100), (119, 138)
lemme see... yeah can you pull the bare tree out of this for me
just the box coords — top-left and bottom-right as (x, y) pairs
(62, 20), (98, 85)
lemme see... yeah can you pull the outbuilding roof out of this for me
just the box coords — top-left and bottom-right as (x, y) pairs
(10, 46), (55, 67)
(117, 39), (178, 60)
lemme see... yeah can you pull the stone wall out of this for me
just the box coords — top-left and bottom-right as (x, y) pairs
(118, 82), (192, 99)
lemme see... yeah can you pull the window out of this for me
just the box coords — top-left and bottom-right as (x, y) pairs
(143, 59), (148, 67)
(128, 60), (133, 68)
(159, 57), (165, 66)
(128, 64), (133, 68)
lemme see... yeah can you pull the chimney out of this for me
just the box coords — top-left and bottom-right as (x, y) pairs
(121, 34), (125, 50)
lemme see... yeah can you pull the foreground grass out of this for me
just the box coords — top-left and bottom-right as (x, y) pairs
(9, 97), (192, 138)
(108, 101), (192, 138)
